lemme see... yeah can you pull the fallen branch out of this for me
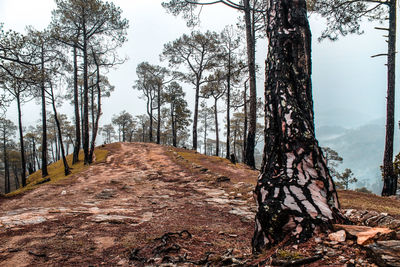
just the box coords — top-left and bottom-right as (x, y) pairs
(271, 254), (323, 266)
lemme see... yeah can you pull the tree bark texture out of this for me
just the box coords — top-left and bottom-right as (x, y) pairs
(252, 0), (342, 252)
(243, 0), (257, 168)
(382, 0), (397, 196)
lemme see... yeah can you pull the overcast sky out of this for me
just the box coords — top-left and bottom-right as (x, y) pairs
(0, 0), (395, 130)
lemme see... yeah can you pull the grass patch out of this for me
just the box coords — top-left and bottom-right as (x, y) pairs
(276, 249), (303, 261)
(338, 190), (400, 216)
(6, 148), (108, 197)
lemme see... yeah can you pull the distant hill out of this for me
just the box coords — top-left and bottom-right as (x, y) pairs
(315, 108), (379, 128)
(316, 118), (400, 194)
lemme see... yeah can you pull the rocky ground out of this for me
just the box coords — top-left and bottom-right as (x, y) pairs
(0, 142), (399, 266)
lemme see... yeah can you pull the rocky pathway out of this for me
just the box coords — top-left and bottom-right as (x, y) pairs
(0, 143), (256, 266)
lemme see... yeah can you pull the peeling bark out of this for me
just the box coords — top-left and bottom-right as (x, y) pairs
(253, 0), (343, 252)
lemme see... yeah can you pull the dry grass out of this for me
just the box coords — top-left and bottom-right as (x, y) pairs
(338, 190), (400, 216)
(169, 148), (258, 185)
(6, 148), (108, 197)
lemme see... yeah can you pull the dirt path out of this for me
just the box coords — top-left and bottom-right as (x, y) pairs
(0, 143), (256, 266)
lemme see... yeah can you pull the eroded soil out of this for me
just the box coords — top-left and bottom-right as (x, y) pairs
(0, 143), (256, 266)
(0, 143), (396, 266)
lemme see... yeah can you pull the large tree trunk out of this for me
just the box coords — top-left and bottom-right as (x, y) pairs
(41, 50), (49, 177)
(252, 0), (343, 252)
(193, 82), (200, 150)
(382, 0), (397, 196)
(16, 93), (26, 187)
(243, 0), (257, 169)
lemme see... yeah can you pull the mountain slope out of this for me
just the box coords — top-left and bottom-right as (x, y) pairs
(0, 143), (398, 266)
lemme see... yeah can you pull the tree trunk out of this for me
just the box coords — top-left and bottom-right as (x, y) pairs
(252, 0), (343, 252)
(226, 55), (231, 159)
(12, 166), (19, 191)
(193, 82), (200, 150)
(171, 103), (177, 147)
(89, 63), (102, 164)
(214, 99), (219, 156)
(50, 87), (71, 176)
(3, 130), (10, 194)
(41, 50), (49, 177)
(204, 115), (207, 155)
(16, 93), (26, 187)
(82, 25), (90, 165)
(149, 110), (153, 143)
(382, 0), (397, 196)
(243, 0), (257, 169)
(157, 84), (161, 144)
(243, 82), (248, 161)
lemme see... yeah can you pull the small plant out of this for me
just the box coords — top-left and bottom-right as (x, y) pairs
(276, 249), (303, 261)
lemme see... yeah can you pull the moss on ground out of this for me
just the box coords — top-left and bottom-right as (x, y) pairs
(6, 148), (108, 197)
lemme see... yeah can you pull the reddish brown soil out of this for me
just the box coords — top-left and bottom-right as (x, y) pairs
(0, 143), (256, 266)
(0, 143), (391, 266)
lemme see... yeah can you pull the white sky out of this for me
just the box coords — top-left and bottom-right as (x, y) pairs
(0, 0), (395, 130)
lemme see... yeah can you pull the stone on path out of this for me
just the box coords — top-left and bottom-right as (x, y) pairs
(334, 224), (395, 245)
(328, 230), (346, 242)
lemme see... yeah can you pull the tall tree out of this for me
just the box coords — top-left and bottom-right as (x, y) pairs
(311, 0), (397, 195)
(0, 118), (16, 194)
(198, 101), (214, 155)
(219, 25), (245, 160)
(26, 28), (63, 177)
(162, 0), (266, 167)
(112, 111), (134, 142)
(0, 61), (33, 187)
(51, 0), (128, 165)
(253, 0), (343, 251)
(202, 72), (226, 156)
(161, 31), (220, 150)
(163, 81), (191, 147)
(133, 62), (170, 144)
(47, 80), (71, 176)
(101, 124), (115, 144)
